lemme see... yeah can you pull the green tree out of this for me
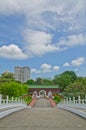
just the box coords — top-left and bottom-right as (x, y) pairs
(0, 82), (28, 98)
(53, 71), (77, 91)
(0, 72), (15, 82)
(53, 95), (62, 103)
(35, 77), (43, 85)
(64, 81), (86, 99)
(26, 79), (35, 85)
(42, 78), (52, 85)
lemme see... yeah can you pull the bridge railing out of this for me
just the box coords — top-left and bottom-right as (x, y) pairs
(58, 95), (86, 118)
(0, 94), (27, 119)
(60, 96), (86, 105)
(0, 94), (26, 108)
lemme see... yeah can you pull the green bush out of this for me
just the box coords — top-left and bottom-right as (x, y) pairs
(54, 95), (62, 104)
(23, 95), (32, 105)
(0, 82), (28, 98)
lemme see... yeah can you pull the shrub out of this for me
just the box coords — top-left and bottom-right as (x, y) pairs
(54, 95), (62, 103)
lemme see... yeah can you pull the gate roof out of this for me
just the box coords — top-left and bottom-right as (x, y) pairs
(29, 85), (59, 88)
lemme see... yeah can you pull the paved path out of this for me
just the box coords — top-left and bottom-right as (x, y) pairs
(0, 99), (86, 130)
(34, 98), (51, 107)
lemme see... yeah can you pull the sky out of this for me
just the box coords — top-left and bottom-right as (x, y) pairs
(0, 0), (86, 79)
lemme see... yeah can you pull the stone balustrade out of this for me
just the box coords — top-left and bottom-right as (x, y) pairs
(0, 94), (25, 105)
(0, 94), (27, 119)
(61, 95), (86, 105)
(58, 95), (86, 119)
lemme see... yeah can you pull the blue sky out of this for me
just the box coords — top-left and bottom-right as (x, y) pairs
(0, 0), (86, 79)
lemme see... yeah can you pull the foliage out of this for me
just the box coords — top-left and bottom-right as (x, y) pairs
(26, 71), (77, 88)
(35, 77), (43, 85)
(26, 79), (35, 85)
(0, 72), (15, 82)
(53, 95), (62, 103)
(0, 70), (86, 100)
(52, 71), (77, 91)
(23, 95), (32, 105)
(35, 77), (52, 85)
(42, 79), (52, 85)
(0, 82), (28, 98)
(64, 80), (86, 99)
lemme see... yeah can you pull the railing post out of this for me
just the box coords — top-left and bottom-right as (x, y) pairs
(66, 98), (68, 104)
(69, 98), (71, 104)
(85, 95), (86, 103)
(15, 97), (18, 103)
(63, 99), (66, 104)
(78, 96), (81, 104)
(82, 100), (84, 104)
(73, 97), (75, 104)
(0, 94), (2, 105)
(6, 95), (9, 104)
(18, 97), (20, 103)
(20, 98), (22, 103)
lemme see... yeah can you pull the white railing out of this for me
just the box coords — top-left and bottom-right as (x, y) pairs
(0, 94), (27, 119)
(0, 94), (26, 108)
(58, 95), (86, 119)
(61, 96), (86, 105)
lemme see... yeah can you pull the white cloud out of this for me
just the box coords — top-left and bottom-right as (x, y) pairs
(32, 64), (60, 75)
(41, 63), (52, 73)
(0, 44), (27, 59)
(0, 0), (85, 31)
(63, 62), (70, 67)
(58, 34), (86, 50)
(31, 68), (37, 73)
(71, 57), (85, 67)
(53, 66), (60, 71)
(31, 68), (41, 74)
(24, 30), (58, 56)
(0, 0), (86, 58)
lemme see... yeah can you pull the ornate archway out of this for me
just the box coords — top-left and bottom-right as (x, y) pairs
(39, 90), (46, 98)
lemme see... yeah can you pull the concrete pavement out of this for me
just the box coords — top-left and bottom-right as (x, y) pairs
(0, 98), (86, 130)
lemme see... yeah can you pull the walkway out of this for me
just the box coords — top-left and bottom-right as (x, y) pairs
(34, 98), (51, 107)
(0, 98), (86, 130)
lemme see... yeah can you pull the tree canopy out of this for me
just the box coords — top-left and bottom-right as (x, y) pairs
(0, 70), (86, 99)
(0, 72), (15, 82)
(52, 71), (77, 91)
(0, 82), (28, 98)
(64, 78), (86, 99)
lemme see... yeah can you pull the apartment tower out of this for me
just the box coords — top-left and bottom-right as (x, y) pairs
(14, 66), (30, 83)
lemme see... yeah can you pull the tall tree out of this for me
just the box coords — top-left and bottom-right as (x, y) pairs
(0, 72), (15, 82)
(26, 79), (35, 85)
(53, 71), (77, 91)
(64, 81), (86, 99)
(35, 77), (43, 85)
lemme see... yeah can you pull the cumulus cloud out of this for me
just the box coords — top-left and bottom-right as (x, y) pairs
(58, 34), (86, 50)
(0, 44), (27, 59)
(41, 63), (52, 73)
(0, 0), (86, 58)
(31, 68), (41, 74)
(63, 62), (70, 67)
(53, 66), (60, 71)
(24, 30), (58, 56)
(31, 64), (60, 75)
(24, 33), (86, 56)
(71, 57), (85, 67)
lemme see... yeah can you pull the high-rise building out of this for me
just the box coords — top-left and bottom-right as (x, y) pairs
(14, 66), (30, 83)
